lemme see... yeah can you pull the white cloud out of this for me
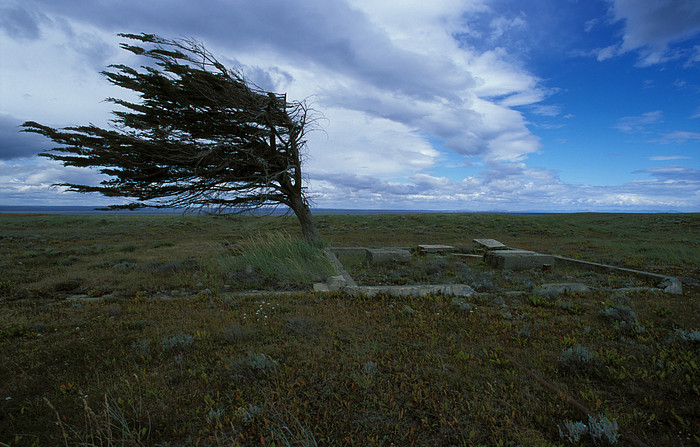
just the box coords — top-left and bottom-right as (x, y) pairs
(489, 14), (527, 41)
(595, 44), (620, 62)
(655, 130), (700, 144)
(633, 165), (700, 182)
(649, 155), (692, 161)
(584, 18), (600, 33)
(529, 105), (561, 117)
(306, 108), (439, 177)
(615, 110), (663, 133)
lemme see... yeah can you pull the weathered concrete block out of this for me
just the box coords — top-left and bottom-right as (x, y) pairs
(534, 283), (591, 298)
(485, 249), (554, 271)
(327, 275), (347, 291)
(659, 277), (683, 295)
(366, 248), (412, 265)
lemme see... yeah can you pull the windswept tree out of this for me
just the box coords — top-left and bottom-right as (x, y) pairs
(22, 33), (319, 241)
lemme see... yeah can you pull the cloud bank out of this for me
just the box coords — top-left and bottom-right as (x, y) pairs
(0, 0), (698, 212)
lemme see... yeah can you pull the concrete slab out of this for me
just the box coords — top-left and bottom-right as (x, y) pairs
(366, 248), (412, 265)
(485, 249), (554, 271)
(473, 238), (508, 250)
(417, 244), (456, 254)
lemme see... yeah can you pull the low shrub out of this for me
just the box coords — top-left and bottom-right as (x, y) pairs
(222, 322), (252, 343)
(130, 338), (151, 360)
(558, 414), (620, 445)
(558, 420), (588, 443)
(601, 303), (644, 334)
(229, 352), (279, 382)
(588, 414), (620, 444)
(602, 304), (637, 325)
(160, 333), (194, 352)
(286, 316), (319, 337)
(424, 258), (449, 276)
(247, 352), (279, 372)
(674, 328), (700, 345)
(559, 344), (598, 372)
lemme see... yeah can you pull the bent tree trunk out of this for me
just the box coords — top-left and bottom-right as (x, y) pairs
(290, 195), (319, 243)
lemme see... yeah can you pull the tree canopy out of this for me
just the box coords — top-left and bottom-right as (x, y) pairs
(22, 33), (319, 241)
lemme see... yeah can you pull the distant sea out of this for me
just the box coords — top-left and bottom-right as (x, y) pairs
(0, 205), (552, 215)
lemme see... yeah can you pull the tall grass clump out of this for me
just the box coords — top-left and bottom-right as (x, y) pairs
(222, 232), (335, 289)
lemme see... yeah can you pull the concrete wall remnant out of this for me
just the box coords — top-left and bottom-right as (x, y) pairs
(485, 249), (555, 271)
(353, 284), (475, 298)
(417, 244), (456, 254)
(366, 248), (412, 265)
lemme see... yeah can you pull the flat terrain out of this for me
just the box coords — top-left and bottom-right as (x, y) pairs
(0, 212), (698, 446)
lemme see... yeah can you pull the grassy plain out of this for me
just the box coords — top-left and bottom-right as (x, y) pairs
(0, 212), (698, 446)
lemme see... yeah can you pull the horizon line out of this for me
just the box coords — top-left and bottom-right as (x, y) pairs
(0, 205), (695, 215)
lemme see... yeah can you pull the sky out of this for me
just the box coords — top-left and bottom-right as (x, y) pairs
(1, 0), (699, 212)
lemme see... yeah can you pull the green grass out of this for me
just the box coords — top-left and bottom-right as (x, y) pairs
(221, 231), (335, 290)
(0, 212), (698, 446)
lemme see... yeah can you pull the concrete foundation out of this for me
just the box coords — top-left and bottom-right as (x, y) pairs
(319, 241), (683, 297)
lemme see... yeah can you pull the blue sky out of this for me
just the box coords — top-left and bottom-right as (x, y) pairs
(1, 0), (699, 211)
